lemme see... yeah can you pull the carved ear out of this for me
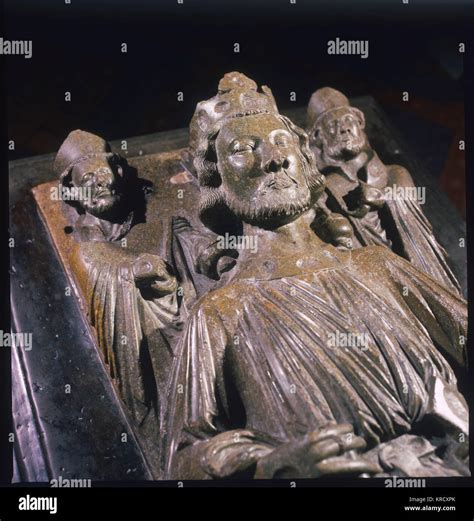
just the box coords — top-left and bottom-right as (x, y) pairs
(116, 158), (130, 180)
(108, 154), (129, 181)
(59, 166), (83, 212)
(353, 108), (366, 130)
(60, 167), (73, 189)
(312, 126), (324, 148)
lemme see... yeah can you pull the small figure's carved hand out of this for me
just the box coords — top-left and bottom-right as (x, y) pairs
(345, 182), (385, 217)
(197, 244), (238, 280)
(255, 423), (381, 479)
(172, 215), (238, 280)
(314, 213), (354, 250)
(131, 253), (177, 297)
(359, 182), (386, 208)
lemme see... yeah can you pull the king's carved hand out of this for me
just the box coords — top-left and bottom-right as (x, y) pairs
(254, 423), (381, 479)
(131, 253), (177, 298)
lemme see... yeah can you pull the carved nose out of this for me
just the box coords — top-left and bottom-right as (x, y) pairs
(262, 147), (289, 173)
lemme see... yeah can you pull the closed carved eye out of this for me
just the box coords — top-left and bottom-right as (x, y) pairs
(274, 137), (291, 147)
(81, 172), (95, 185)
(232, 141), (256, 154)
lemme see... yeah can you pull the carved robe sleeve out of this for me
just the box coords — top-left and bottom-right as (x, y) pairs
(71, 241), (179, 424)
(385, 165), (462, 296)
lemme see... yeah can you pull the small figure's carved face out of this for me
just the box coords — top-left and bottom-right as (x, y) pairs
(71, 156), (122, 217)
(314, 108), (367, 160)
(215, 114), (312, 227)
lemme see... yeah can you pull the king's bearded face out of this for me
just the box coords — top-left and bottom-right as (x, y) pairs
(215, 114), (313, 228)
(314, 108), (367, 161)
(71, 157), (122, 218)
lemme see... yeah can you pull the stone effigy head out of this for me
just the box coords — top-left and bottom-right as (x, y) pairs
(189, 72), (325, 233)
(307, 87), (368, 161)
(54, 129), (126, 219)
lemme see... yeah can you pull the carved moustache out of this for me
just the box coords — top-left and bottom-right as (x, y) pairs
(260, 171), (299, 193)
(93, 185), (117, 199)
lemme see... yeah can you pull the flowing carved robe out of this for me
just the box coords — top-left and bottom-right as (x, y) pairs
(162, 245), (467, 478)
(70, 218), (226, 426)
(71, 241), (180, 424)
(316, 150), (462, 296)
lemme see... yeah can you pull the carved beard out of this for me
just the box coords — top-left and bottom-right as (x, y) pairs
(81, 192), (122, 219)
(223, 163), (313, 228)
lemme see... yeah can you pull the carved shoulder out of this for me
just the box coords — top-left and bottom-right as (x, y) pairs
(387, 164), (415, 187)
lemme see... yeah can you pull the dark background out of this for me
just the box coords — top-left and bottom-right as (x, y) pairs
(1, 3), (474, 520)
(4, 0), (472, 216)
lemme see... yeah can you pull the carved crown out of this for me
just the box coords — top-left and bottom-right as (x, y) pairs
(189, 72), (279, 153)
